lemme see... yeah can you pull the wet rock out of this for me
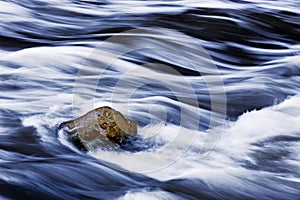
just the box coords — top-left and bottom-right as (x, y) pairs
(59, 106), (137, 151)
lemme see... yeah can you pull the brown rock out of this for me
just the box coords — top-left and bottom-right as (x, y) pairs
(59, 106), (137, 151)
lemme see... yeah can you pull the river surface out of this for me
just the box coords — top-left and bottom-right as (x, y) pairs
(0, 0), (300, 199)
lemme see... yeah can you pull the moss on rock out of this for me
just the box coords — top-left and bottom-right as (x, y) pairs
(59, 106), (137, 151)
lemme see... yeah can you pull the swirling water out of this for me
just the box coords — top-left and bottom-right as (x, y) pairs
(0, 0), (300, 199)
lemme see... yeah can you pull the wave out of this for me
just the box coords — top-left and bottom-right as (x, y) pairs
(0, 0), (300, 199)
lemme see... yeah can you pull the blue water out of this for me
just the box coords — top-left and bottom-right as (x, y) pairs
(0, 0), (300, 199)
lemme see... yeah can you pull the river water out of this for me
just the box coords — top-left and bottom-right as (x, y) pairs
(0, 0), (300, 199)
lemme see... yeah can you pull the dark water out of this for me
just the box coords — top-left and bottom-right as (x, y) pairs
(1, 0), (300, 199)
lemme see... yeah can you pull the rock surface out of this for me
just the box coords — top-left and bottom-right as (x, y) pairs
(59, 106), (137, 151)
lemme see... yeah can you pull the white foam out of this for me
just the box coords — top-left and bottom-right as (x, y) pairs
(88, 94), (300, 183)
(118, 188), (183, 200)
(89, 123), (204, 175)
(22, 104), (71, 143)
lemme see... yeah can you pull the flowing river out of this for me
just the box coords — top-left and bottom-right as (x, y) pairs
(0, 0), (299, 199)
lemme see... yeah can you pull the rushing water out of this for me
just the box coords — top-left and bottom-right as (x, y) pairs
(1, 0), (300, 199)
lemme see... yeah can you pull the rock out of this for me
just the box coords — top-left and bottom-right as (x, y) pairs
(59, 106), (137, 151)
